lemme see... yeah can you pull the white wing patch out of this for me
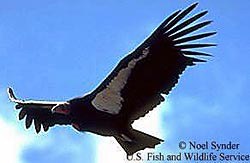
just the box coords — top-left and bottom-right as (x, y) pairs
(92, 48), (150, 114)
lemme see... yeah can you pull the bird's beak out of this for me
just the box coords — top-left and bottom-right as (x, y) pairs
(51, 103), (70, 115)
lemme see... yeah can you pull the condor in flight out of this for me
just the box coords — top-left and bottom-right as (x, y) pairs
(8, 3), (215, 155)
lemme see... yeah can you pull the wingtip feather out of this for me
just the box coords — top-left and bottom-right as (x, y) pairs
(25, 116), (33, 129)
(7, 87), (16, 101)
(182, 50), (213, 57)
(176, 43), (216, 49)
(173, 32), (217, 44)
(191, 57), (207, 63)
(163, 2), (199, 32)
(165, 10), (209, 36)
(188, 2), (199, 10)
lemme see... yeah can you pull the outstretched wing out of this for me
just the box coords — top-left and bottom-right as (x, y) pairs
(89, 3), (215, 122)
(7, 88), (72, 133)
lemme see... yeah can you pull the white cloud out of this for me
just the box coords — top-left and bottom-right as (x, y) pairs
(95, 102), (170, 163)
(0, 118), (31, 163)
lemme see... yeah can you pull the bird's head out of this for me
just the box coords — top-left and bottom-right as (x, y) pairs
(51, 102), (71, 115)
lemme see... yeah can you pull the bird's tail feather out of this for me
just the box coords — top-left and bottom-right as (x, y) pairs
(115, 129), (163, 155)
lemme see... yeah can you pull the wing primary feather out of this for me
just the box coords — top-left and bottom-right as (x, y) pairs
(158, 10), (182, 32)
(173, 32), (216, 44)
(169, 21), (213, 40)
(7, 87), (17, 101)
(43, 123), (49, 132)
(15, 104), (22, 109)
(135, 2), (199, 52)
(176, 43), (216, 49)
(18, 108), (26, 120)
(34, 119), (41, 133)
(137, 10), (181, 51)
(190, 57), (207, 62)
(25, 115), (33, 129)
(163, 2), (198, 32)
(182, 50), (213, 56)
(165, 10), (208, 36)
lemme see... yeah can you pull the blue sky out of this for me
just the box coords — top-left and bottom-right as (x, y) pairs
(0, 0), (250, 162)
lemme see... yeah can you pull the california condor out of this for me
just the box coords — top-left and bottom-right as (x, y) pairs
(7, 3), (215, 155)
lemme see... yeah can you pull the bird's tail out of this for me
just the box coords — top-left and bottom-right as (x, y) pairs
(115, 129), (163, 155)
